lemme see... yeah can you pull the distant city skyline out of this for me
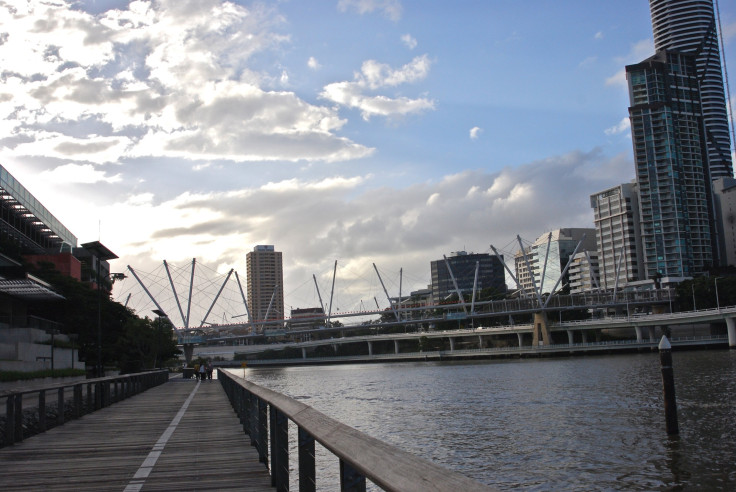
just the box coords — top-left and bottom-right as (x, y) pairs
(0, 1), (734, 318)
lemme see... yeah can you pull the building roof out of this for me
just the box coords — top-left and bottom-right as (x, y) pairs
(80, 241), (119, 261)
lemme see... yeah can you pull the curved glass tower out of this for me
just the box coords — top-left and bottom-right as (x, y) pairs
(649, 0), (733, 179)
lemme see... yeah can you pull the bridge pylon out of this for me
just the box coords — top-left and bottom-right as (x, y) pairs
(532, 311), (552, 346)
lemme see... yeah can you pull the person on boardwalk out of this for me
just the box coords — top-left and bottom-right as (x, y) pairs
(206, 361), (213, 380)
(198, 363), (206, 381)
(193, 363), (200, 380)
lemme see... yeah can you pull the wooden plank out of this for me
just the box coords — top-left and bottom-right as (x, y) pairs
(0, 378), (273, 491)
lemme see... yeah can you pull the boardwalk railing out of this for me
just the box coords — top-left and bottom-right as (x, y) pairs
(1, 369), (168, 447)
(219, 370), (495, 492)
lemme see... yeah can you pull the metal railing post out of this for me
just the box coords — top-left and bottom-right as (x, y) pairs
(299, 426), (316, 492)
(6, 394), (16, 444)
(257, 398), (268, 466)
(270, 406), (289, 491)
(57, 387), (65, 425)
(38, 390), (47, 432)
(340, 460), (366, 492)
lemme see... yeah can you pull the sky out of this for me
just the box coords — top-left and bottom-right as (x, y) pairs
(1, 0), (735, 326)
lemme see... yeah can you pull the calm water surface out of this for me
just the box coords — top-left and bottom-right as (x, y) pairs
(235, 350), (736, 491)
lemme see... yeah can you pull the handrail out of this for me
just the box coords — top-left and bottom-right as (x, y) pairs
(1, 369), (168, 448)
(219, 370), (496, 492)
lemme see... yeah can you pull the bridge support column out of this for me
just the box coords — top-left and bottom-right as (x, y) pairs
(566, 330), (574, 345)
(449, 337), (455, 351)
(183, 343), (194, 365)
(394, 340), (400, 354)
(517, 333), (524, 347)
(478, 335), (484, 349)
(367, 341), (373, 356)
(301, 348), (307, 359)
(635, 326), (643, 342)
(726, 318), (736, 348)
(332, 344), (338, 353)
(581, 331), (588, 344)
(648, 326), (656, 342)
(532, 312), (551, 346)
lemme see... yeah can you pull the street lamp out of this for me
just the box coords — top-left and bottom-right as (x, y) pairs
(692, 283), (696, 311)
(153, 309), (168, 369)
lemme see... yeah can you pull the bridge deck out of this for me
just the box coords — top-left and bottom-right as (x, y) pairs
(0, 377), (274, 491)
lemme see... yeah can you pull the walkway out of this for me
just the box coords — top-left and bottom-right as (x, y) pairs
(0, 377), (274, 491)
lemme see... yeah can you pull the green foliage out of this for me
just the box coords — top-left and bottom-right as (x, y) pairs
(675, 276), (736, 311)
(24, 261), (179, 374)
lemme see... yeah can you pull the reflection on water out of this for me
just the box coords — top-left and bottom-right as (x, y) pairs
(238, 350), (736, 490)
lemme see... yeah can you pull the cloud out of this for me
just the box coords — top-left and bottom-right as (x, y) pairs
(39, 163), (122, 184)
(320, 55), (435, 120)
(307, 56), (321, 70)
(88, 148), (631, 319)
(337, 0), (403, 21)
(469, 126), (482, 140)
(723, 21), (736, 42)
(605, 117), (630, 136)
(606, 39), (654, 87)
(579, 56), (597, 67)
(401, 34), (417, 50)
(594, 31), (604, 40)
(0, 0), (373, 164)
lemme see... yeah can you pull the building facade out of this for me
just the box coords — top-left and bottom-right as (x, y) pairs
(626, 50), (713, 278)
(649, 0), (733, 179)
(430, 251), (506, 304)
(246, 245), (284, 322)
(713, 177), (736, 266)
(568, 251), (600, 294)
(590, 183), (645, 290)
(514, 229), (597, 296)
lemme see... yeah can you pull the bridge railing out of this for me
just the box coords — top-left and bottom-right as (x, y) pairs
(0, 369), (168, 448)
(219, 370), (495, 492)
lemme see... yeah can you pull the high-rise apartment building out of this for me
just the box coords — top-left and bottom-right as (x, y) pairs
(626, 50), (713, 278)
(430, 251), (506, 304)
(649, 0), (733, 179)
(246, 245), (284, 322)
(568, 251), (600, 294)
(590, 183), (644, 290)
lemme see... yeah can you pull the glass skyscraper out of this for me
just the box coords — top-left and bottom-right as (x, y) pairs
(626, 50), (713, 277)
(649, 0), (733, 179)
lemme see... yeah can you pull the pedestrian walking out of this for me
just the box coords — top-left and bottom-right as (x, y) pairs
(198, 363), (206, 381)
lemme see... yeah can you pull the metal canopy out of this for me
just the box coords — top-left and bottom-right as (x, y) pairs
(0, 276), (65, 301)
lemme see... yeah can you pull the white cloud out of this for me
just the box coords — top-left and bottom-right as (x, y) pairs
(594, 31), (604, 40)
(320, 55), (435, 120)
(0, 0), (373, 164)
(308, 56), (321, 70)
(401, 34), (417, 50)
(39, 163), (122, 184)
(606, 39), (654, 87)
(469, 126), (482, 140)
(579, 56), (597, 67)
(723, 21), (736, 42)
(337, 0), (403, 21)
(605, 117), (630, 136)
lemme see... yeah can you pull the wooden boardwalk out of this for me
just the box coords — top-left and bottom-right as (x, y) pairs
(0, 377), (274, 491)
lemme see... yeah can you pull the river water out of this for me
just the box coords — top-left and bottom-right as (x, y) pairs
(236, 349), (736, 491)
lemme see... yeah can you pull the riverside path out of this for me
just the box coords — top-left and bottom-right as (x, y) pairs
(0, 377), (273, 491)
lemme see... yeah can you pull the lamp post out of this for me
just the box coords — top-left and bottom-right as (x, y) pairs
(152, 309), (167, 369)
(692, 283), (696, 311)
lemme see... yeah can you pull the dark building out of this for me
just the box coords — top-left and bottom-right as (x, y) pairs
(430, 251), (506, 304)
